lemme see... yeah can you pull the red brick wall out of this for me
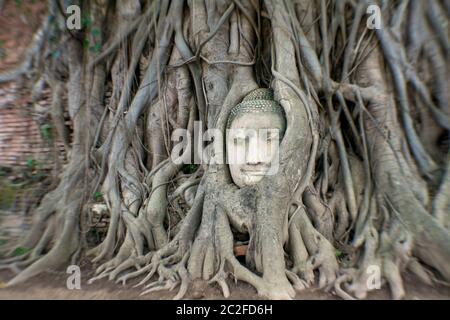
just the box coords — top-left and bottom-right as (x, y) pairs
(0, 106), (51, 167)
(0, 83), (67, 169)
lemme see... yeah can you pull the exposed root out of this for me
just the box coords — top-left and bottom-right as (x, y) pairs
(3, 0), (450, 302)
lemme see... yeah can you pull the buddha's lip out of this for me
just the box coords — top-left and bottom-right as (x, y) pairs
(241, 169), (268, 175)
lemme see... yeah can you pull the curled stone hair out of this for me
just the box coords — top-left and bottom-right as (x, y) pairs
(226, 88), (286, 129)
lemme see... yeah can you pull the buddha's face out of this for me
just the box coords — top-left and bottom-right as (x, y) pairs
(226, 112), (286, 188)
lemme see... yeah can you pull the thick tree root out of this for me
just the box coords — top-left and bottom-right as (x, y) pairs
(2, 0), (449, 302)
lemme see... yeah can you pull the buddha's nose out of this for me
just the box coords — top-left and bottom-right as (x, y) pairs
(246, 137), (260, 164)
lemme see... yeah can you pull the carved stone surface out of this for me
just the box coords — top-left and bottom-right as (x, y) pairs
(226, 88), (286, 188)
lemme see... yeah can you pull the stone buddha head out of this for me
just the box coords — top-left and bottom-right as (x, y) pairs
(226, 88), (286, 188)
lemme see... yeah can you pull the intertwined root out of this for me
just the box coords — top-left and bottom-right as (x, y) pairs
(1, 0), (449, 302)
(84, 192), (343, 300)
(288, 207), (339, 291)
(89, 237), (193, 300)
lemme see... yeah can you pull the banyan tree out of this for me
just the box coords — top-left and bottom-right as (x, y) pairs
(0, 0), (449, 300)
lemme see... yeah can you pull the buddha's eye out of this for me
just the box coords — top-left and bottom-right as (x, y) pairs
(265, 132), (279, 142)
(234, 136), (245, 145)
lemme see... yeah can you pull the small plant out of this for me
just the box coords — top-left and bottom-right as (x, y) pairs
(12, 247), (30, 257)
(91, 28), (101, 37)
(26, 158), (37, 170)
(90, 42), (102, 53)
(94, 191), (103, 202)
(81, 15), (92, 28)
(89, 28), (102, 53)
(25, 158), (44, 182)
(83, 38), (90, 49)
(51, 50), (61, 58)
(40, 124), (53, 141)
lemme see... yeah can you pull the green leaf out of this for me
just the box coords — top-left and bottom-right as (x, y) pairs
(83, 38), (90, 49)
(0, 239), (7, 247)
(13, 247), (30, 257)
(91, 28), (101, 37)
(51, 50), (61, 59)
(335, 250), (343, 258)
(94, 191), (103, 201)
(93, 42), (102, 52)
(81, 16), (92, 28)
(26, 158), (36, 169)
(40, 124), (52, 141)
(89, 42), (102, 53)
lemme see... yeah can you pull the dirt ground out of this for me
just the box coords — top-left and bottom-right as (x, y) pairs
(0, 260), (449, 300)
(0, 0), (449, 302)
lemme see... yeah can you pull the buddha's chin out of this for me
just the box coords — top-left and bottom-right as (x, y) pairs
(241, 172), (265, 186)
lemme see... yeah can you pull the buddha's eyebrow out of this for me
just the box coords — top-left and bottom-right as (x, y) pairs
(233, 132), (247, 139)
(261, 129), (280, 137)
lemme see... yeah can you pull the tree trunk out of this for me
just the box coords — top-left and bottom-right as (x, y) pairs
(1, 0), (449, 300)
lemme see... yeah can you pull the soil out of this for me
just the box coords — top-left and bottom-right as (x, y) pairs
(0, 260), (449, 300)
(0, 0), (449, 302)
